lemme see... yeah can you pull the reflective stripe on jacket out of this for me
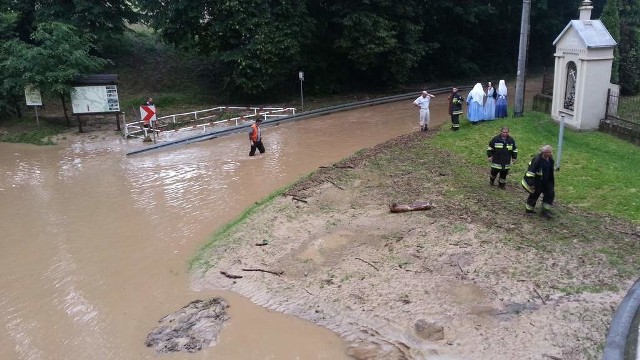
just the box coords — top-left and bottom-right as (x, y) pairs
(448, 92), (463, 115)
(522, 153), (554, 192)
(487, 134), (518, 168)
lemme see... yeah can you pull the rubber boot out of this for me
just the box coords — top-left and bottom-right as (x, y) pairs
(540, 203), (554, 219)
(489, 176), (495, 186)
(525, 204), (536, 215)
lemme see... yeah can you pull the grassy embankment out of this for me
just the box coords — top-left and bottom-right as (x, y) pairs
(191, 111), (640, 292)
(430, 113), (640, 221)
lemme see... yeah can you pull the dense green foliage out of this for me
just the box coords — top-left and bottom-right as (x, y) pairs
(137, 0), (589, 97)
(1, 0), (137, 49)
(0, 21), (109, 120)
(135, 0), (312, 97)
(601, 0), (621, 84)
(618, 0), (640, 94)
(2, 0), (639, 118)
(0, 0), (136, 118)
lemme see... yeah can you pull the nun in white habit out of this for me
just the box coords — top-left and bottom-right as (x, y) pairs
(495, 80), (508, 118)
(466, 83), (485, 124)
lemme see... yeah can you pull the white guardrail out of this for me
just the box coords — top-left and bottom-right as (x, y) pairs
(122, 106), (296, 138)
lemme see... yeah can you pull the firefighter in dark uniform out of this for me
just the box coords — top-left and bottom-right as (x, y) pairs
(521, 145), (556, 218)
(487, 127), (518, 189)
(448, 87), (464, 131)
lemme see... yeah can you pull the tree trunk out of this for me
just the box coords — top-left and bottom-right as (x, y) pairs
(60, 92), (70, 125)
(13, 96), (22, 118)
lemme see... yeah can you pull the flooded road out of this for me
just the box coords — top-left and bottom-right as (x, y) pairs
(0, 98), (452, 360)
(0, 81), (541, 360)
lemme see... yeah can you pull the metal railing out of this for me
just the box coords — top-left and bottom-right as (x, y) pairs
(122, 106), (296, 138)
(126, 86), (471, 156)
(606, 89), (640, 126)
(541, 67), (554, 96)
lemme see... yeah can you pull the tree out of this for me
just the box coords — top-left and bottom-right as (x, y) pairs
(619, 0), (640, 94)
(529, 0), (583, 68)
(0, 22), (109, 122)
(0, 0), (36, 43)
(134, 0), (593, 97)
(137, 0), (313, 97)
(33, 0), (137, 51)
(0, 6), (27, 117)
(0, 0), (132, 119)
(417, 1), (514, 79)
(308, 0), (428, 87)
(601, 0), (620, 84)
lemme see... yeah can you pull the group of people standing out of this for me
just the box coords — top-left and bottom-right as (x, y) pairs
(486, 127), (556, 218)
(413, 81), (508, 132)
(412, 86), (556, 218)
(461, 80), (509, 126)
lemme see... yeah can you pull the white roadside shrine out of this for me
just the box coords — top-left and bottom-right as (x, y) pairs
(550, 0), (617, 130)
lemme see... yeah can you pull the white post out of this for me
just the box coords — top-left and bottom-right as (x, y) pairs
(556, 114), (565, 170)
(299, 71), (305, 112)
(34, 106), (40, 126)
(152, 118), (157, 144)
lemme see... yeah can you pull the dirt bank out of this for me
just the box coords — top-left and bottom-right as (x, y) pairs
(192, 131), (639, 359)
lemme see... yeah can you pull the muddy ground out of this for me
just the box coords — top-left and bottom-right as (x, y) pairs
(192, 131), (639, 360)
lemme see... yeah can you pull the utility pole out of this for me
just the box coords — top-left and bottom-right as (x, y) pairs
(514, 0), (531, 117)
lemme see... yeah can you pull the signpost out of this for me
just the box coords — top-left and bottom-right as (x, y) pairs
(24, 85), (42, 126)
(140, 105), (157, 125)
(299, 71), (304, 112)
(140, 105), (157, 143)
(70, 74), (121, 133)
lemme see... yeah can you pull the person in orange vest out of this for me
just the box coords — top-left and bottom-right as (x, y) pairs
(249, 117), (265, 156)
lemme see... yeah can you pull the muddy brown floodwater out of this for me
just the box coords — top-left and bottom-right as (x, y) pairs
(0, 82), (542, 360)
(0, 96), (455, 359)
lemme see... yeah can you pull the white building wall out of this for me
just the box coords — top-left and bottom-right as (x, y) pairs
(576, 56), (613, 129)
(551, 28), (614, 130)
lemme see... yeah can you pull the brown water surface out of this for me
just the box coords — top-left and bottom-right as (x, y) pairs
(0, 83), (543, 359)
(0, 99), (451, 360)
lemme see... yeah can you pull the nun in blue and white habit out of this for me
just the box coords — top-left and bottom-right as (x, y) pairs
(483, 82), (497, 120)
(466, 83), (485, 125)
(495, 80), (508, 118)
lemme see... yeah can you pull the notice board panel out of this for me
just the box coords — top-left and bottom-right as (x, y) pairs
(71, 85), (120, 114)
